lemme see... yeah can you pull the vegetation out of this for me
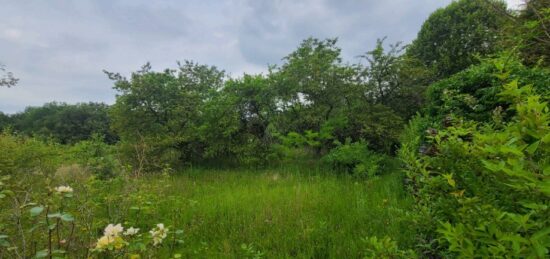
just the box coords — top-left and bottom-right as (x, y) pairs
(1, 0), (549, 257)
(0, 63), (18, 88)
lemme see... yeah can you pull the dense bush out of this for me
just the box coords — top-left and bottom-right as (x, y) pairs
(401, 65), (550, 257)
(322, 141), (385, 178)
(69, 135), (119, 179)
(0, 131), (61, 176)
(8, 102), (116, 144)
(425, 57), (550, 122)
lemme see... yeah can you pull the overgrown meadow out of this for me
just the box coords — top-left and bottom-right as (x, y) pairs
(1, 0), (550, 258)
(1, 146), (415, 258)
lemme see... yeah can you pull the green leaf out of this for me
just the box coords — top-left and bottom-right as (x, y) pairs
(525, 141), (540, 155)
(51, 249), (66, 255)
(60, 213), (74, 222)
(34, 249), (49, 258)
(30, 206), (44, 217)
(47, 213), (62, 218)
(531, 226), (550, 241)
(442, 173), (456, 188)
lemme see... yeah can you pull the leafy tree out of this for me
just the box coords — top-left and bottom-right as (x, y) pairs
(407, 0), (508, 78)
(513, 0), (550, 66)
(106, 61), (225, 171)
(200, 74), (278, 164)
(358, 38), (434, 119)
(0, 112), (11, 131)
(10, 102), (115, 144)
(270, 38), (359, 134)
(359, 38), (405, 106)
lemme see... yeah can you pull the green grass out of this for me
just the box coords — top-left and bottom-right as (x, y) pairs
(1, 162), (415, 258)
(117, 168), (415, 258)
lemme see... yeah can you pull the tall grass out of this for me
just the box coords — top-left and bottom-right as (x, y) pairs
(129, 168), (415, 258)
(1, 159), (415, 258)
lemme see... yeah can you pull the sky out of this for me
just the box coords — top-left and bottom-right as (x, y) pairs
(0, 0), (523, 114)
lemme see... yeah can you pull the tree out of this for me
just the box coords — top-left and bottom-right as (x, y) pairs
(358, 38), (434, 119)
(0, 63), (18, 87)
(0, 112), (11, 131)
(514, 0), (550, 66)
(407, 0), (508, 78)
(270, 38), (359, 134)
(200, 74), (278, 164)
(106, 61), (225, 171)
(10, 102), (115, 144)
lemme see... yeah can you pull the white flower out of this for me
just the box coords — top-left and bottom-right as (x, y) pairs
(124, 227), (139, 236)
(149, 223), (168, 245)
(104, 223), (124, 237)
(54, 186), (73, 194)
(95, 223), (127, 250)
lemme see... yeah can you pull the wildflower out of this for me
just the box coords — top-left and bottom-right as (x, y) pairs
(124, 227), (140, 236)
(95, 235), (126, 250)
(54, 185), (73, 194)
(149, 223), (168, 245)
(104, 223), (124, 237)
(95, 235), (112, 249)
(95, 223), (127, 250)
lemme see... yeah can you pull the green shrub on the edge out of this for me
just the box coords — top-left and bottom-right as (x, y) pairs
(322, 141), (385, 178)
(362, 236), (417, 259)
(69, 134), (118, 179)
(401, 65), (550, 257)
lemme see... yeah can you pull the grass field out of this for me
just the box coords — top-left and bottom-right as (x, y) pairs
(2, 163), (416, 258)
(110, 167), (415, 258)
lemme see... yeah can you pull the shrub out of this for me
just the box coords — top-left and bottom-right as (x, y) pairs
(322, 141), (384, 178)
(362, 236), (417, 259)
(0, 131), (61, 176)
(402, 66), (550, 257)
(69, 134), (118, 179)
(425, 57), (550, 122)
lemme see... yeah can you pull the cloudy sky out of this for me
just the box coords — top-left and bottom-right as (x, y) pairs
(0, 0), (522, 113)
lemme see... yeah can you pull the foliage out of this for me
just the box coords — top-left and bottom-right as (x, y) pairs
(407, 0), (508, 78)
(0, 112), (11, 131)
(322, 141), (385, 178)
(0, 63), (18, 88)
(0, 161), (415, 258)
(270, 38), (359, 134)
(9, 102), (116, 144)
(509, 0), (550, 67)
(69, 134), (118, 179)
(358, 38), (434, 119)
(107, 61), (225, 172)
(425, 57), (550, 122)
(401, 65), (550, 257)
(362, 236), (417, 259)
(200, 74), (278, 165)
(0, 131), (61, 176)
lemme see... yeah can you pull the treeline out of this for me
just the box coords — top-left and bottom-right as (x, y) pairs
(2, 0), (548, 175)
(0, 102), (116, 144)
